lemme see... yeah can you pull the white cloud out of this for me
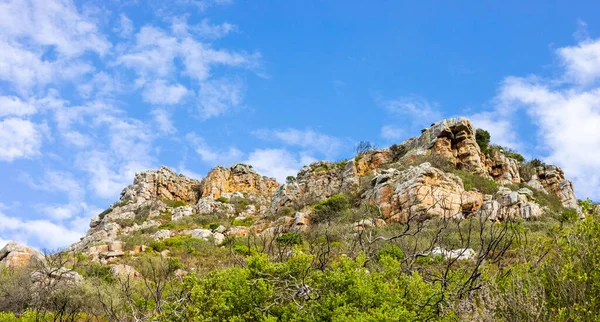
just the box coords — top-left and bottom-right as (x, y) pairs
(469, 112), (522, 151)
(244, 149), (316, 182)
(142, 80), (189, 105)
(0, 96), (37, 117)
(0, 118), (43, 161)
(557, 39), (600, 85)
(194, 19), (237, 39)
(496, 76), (600, 199)
(151, 108), (176, 134)
(380, 125), (405, 141)
(0, 0), (110, 57)
(186, 133), (242, 165)
(0, 211), (86, 250)
(115, 14), (134, 38)
(23, 170), (84, 202)
(197, 78), (244, 118)
(253, 128), (342, 159)
(378, 95), (442, 124)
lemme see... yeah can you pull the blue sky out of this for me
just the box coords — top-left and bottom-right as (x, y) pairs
(1, 0), (600, 249)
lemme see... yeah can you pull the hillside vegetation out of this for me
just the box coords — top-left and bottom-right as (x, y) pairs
(1, 118), (598, 321)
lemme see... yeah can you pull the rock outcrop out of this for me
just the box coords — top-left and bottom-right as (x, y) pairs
(533, 165), (579, 209)
(400, 118), (487, 176)
(199, 164), (279, 200)
(362, 163), (471, 223)
(120, 166), (201, 204)
(0, 242), (43, 269)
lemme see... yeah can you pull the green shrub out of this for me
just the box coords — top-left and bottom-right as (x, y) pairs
(232, 217), (255, 227)
(163, 198), (187, 208)
(504, 150), (525, 162)
(312, 194), (350, 224)
(285, 176), (296, 184)
(451, 169), (499, 194)
(559, 208), (578, 223)
(530, 187), (564, 215)
(275, 232), (303, 245)
(215, 196), (228, 203)
(475, 129), (491, 153)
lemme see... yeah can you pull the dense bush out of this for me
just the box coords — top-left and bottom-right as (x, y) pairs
(450, 169), (499, 194)
(311, 194), (350, 224)
(475, 129), (491, 153)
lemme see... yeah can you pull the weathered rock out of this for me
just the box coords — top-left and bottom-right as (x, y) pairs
(152, 230), (171, 241)
(110, 264), (140, 280)
(213, 232), (225, 245)
(487, 150), (521, 184)
(190, 229), (213, 240)
(199, 164), (279, 199)
(363, 163), (466, 223)
(535, 165), (579, 209)
(292, 212), (311, 232)
(120, 166), (201, 204)
(431, 247), (476, 260)
(31, 267), (83, 285)
(227, 226), (250, 237)
(0, 242), (43, 269)
(172, 205), (194, 221)
(400, 118), (487, 176)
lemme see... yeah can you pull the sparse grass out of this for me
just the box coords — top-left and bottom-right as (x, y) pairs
(450, 169), (499, 194)
(162, 198), (187, 208)
(232, 217), (255, 227)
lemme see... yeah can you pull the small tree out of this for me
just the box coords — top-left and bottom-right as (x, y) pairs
(475, 129), (491, 153)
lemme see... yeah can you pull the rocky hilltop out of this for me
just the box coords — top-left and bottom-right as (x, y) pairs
(0, 117), (581, 267)
(1, 117), (592, 321)
(0, 117), (560, 264)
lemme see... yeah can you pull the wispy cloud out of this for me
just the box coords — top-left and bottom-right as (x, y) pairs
(252, 128), (344, 160)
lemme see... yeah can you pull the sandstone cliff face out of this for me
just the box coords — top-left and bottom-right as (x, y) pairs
(64, 117), (583, 257)
(199, 164), (279, 200)
(362, 163), (470, 223)
(120, 166), (201, 204)
(0, 242), (43, 269)
(400, 118), (487, 176)
(533, 165), (579, 209)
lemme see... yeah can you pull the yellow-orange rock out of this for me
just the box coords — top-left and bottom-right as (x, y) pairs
(200, 164), (279, 199)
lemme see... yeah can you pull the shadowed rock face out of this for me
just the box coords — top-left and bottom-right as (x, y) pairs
(199, 164), (279, 200)
(0, 242), (43, 269)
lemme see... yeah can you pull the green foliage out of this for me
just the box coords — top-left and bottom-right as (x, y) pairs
(451, 169), (499, 194)
(530, 187), (565, 216)
(159, 253), (451, 321)
(475, 129), (491, 153)
(232, 217), (255, 227)
(530, 158), (545, 168)
(83, 261), (115, 283)
(163, 198), (187, 208)
(519, 160), (538, 182)
(277, 206), (295, 218)
(504, 150), (525, 162)
(540, 216), (600, 320)
(312, 194), (350, 224)
(275, 232), (303, 246)
(285, 176), (296, 184)
(215, 196), (228, 203)
(559, 208), (578, 223)
(151, 236), (206, 253)
(335, 159), (349, 170)
(121, 233), (155, 251)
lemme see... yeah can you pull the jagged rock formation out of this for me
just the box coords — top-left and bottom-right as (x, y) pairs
(400, 118), (487, 175)
(121, 166), (201, 204)
(0, 242), (43, 269)
(199, 164), (279, 199)
(64, 117), (582, 257)
(362, 163), (467, 222)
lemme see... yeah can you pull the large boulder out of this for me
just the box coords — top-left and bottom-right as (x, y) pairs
(199, 164), (279, 200)
(362, 163), (472, 223)
(0, 242), (43, 269)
